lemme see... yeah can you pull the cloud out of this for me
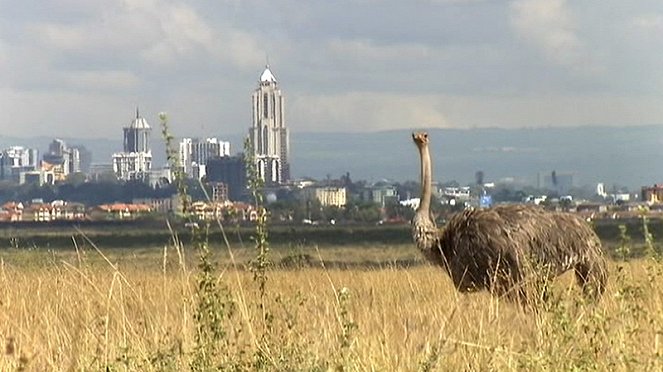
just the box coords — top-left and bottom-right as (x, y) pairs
(629, 13), (663, 49)
(24, 0), (263, 71)
(0, 0), (662, 140)
(509, 0), (589, 69)
(0, 87), (131, 137)
(289, 91), (663, 132)
(290, 92), (450, 132)
(62, 71), (140, 91)
(631, 13), (663, 31)
(326, 39), (435, 65)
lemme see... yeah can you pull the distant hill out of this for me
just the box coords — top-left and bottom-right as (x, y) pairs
(292, 126), (663, 190)
(2, 125), (662, 190)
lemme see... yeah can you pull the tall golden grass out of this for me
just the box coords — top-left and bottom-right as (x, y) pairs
(1, 244), (662, 371)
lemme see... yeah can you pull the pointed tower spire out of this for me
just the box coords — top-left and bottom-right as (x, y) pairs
(259, 64), (277, 83)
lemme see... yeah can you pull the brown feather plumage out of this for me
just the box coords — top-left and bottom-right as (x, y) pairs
(411, 132), (607, 302)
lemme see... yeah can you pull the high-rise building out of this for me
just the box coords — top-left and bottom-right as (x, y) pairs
(42, 139), (81, 180)
(123, 108), (151, 153)
(71, 145), (92, 173)
(206, 155), (247, 201)
(249, 65), (290, 185)
(538, 171), (575, 195)
(178, 137), (230, 179)
(0, 146), (39, 182)
(112, 109), (153, 181)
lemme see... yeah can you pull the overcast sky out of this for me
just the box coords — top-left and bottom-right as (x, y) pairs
(0, 0), (662, 139)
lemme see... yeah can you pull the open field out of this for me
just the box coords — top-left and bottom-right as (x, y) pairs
(2, 217), (663, 252)
(1, 242), (663, 371)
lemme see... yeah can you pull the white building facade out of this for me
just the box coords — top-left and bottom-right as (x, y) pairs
(179, 137), (230, 179)
(249, 65), (290, 185)
(302, 187), (347, 207)
(112, 109), (152, 181)
(42, 139), (81, 181)
(0, 146), (39, 182)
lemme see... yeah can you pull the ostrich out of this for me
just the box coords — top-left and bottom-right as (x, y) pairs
(411, 132), (607, 302)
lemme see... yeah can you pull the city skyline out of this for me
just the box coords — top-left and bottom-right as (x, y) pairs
(1, 1), (662, 139)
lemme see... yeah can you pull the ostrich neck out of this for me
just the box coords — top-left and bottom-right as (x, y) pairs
(417, 143), (432, 214)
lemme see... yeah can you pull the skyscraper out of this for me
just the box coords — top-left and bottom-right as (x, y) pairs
(42, 139), (81, 180)
(0, 146), (38, 182)
(123, 108), (151, 153)
(249, 65), (290, 185)
(70, 145), (92, 173)
(178, 137), (231, 179)
(112, 108), (153, 181)
(206, 155), (247, 201)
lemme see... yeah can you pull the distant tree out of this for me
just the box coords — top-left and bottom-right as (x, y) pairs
(441, 180), (460, 188)
(64, 172), (87, 186)
(96, 171), (121, 184)
(344, 200), (381, 223)
(267, 199), (303, 222)
(559, 197), (572, 209)
(396, 181), (419, 201)
(492, 185), (524, 203)
(308, 199), (324, 221)
(322, 205), (344, 222)
(384, 199), (414, 221)
(183, 179), (205, 200)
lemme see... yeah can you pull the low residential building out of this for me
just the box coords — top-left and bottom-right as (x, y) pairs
(362, 183), (398, 206)
(190, 201), (227, 221)
(642, 184), (663, 204)
(24, 203), (54, 222)
(400, 197), (420, 210)
(23, 201), (87, 221)
(231, 202), (258, 221)
(302, 186), (347, 207)
(133, 195), (182, 214)
(0, 202), (24, 221)
(97, 203), (152, 219)
(295, 178), (316, 189)
(62, 203), (87, 220)
(443, 187), (471, 200)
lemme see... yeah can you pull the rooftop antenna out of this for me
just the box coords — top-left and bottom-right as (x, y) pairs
(136, 105), (140, 119)
(266, 54), (270, 68)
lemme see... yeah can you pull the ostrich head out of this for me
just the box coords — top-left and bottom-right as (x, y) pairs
(411, 132), (438, 252)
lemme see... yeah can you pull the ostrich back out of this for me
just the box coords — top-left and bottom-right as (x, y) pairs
(431, 204), (605, 292)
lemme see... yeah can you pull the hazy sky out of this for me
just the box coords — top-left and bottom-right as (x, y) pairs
(1, 0), (662, 139)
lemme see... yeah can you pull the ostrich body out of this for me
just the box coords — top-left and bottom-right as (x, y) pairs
(411, 132), (607, 300)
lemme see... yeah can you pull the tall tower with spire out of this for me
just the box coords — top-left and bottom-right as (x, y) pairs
(112, 108), (153, 181)
(123, 107), (151, 153)
(249, 65), (290, 185)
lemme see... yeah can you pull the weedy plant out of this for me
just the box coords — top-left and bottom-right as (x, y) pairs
(242, 136), (275, 369)
(156, 120), (344, 370)
(161, 113), (236, 371)
(243, 137), (271, 326)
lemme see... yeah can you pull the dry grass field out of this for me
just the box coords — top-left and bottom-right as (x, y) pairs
(1, 241), (663, 371)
